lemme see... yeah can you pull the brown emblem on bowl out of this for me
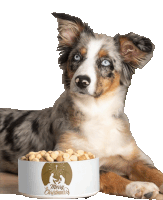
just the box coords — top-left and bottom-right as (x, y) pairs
(41, 163), (72, 186)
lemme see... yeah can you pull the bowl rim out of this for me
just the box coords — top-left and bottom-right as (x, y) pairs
(18, 157), (99, 163)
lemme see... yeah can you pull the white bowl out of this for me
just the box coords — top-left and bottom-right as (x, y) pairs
(18, 157), (99, 198)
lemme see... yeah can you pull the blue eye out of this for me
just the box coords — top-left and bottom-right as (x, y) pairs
(101, 60), (110, 66)
(74, 54), (81, 61)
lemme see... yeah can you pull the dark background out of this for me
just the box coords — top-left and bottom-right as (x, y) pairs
(0, 0), (163, 198)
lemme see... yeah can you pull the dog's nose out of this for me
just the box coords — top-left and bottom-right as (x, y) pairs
(75, 75), (91, 89)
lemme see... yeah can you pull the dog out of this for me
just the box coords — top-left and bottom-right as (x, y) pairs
(0, 12), (163, 199)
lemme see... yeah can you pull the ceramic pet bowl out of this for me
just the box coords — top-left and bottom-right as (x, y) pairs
(18, 157), (99, 198)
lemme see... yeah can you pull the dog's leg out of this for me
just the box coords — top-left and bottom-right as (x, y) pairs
(128, 161), (163, 194)
(100, 171), (159, 199)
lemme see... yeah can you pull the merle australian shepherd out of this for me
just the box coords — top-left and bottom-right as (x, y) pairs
(0, 13), (163, 199)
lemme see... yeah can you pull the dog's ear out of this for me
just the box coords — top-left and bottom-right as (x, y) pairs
(52, 12), (91, 48)
(114, 32), (154, 86)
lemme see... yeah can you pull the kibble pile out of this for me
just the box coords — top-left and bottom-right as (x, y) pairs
(21, 149), (95, 162)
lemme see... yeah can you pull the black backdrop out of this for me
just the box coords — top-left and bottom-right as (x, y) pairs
(0, 0), (163, 198)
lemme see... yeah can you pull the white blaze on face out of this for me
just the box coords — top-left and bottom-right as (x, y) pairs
(72, 38), (104, 95)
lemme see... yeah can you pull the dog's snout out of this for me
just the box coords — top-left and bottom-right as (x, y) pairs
(75, 75), (91, 89)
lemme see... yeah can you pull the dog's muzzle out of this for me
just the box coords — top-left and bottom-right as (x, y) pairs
(75, 75), (91, 89)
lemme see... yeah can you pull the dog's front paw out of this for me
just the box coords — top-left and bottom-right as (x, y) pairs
(126, 181), (159, 199)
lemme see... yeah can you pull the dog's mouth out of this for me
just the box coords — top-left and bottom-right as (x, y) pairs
(71, 89), (103, 99)
(76, 91), (89, 96)
(79, 91), (85, 94)
(70, 88), (91, 98)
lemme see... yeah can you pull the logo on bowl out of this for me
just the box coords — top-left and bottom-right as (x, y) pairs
(41, 163), (72, 196)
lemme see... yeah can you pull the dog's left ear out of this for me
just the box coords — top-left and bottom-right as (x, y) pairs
(114, 33), (155, 86)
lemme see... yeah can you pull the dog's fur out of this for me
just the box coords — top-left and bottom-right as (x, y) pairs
(1, 13), (163, 199)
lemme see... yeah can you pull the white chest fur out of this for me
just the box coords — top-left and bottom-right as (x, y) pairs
(80, 113), (134, 159)
(71, 88), (134, 161)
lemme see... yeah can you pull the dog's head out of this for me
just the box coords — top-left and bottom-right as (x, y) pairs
(52, 13), (154, 98)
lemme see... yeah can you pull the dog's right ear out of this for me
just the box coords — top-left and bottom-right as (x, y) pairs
(52, 12), (90, 48)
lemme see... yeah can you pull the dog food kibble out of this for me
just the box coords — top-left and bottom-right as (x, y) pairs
(29, 154), (35, 161)
(21, 149), (96, 162)
(70, 155), (78, 161)
(66, 149), (73, 156)
(40, 150), (46, 156)
(78, 155), (87, 161)
(85, 154), (90, 160)
(45, 155), (53, 162)
(21, 156), (27, 160)
(64, 158), (71, 162)
(56, 155), (64, 162)
(35, 154), (42, 159)
(63, 153), (70, 159)
(77, 150), (84, 156)
(39, 157), (47, 162)
(58, 151), (64, 156)
(44, 152), (50, 157)
(51, 152), (58, 160)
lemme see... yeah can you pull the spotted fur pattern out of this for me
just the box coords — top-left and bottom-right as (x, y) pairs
(1, 12), (163, 199)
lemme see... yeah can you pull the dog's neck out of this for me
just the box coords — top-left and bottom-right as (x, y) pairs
(70, 86), (127, 119)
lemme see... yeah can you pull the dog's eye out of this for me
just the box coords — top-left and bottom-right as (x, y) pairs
(101, 60), (110, 67)
(74, 54), (81, 61)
